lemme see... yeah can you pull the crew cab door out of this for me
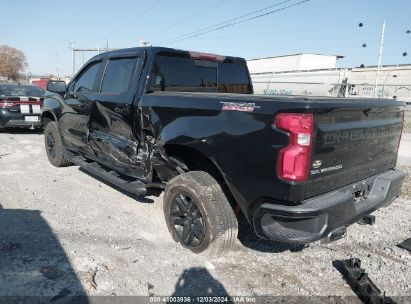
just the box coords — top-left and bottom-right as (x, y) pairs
(88, 51), (146, 178)
(59, 60), (103, 155)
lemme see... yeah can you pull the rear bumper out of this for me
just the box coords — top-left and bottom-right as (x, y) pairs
(252, 169), (405, 243)
(0, 110), (41, 129)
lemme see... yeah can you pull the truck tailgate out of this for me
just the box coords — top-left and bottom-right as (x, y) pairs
(307, 106), (404, 198)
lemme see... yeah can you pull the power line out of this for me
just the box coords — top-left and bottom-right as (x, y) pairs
(157, 0), (309, 45)
(148, 0), (229, 38)
(105, 0), (162, 39)
(157, 0), (294, 44)
(185, 35), (333, 49)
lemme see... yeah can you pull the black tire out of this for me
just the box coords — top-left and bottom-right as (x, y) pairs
(163, 171), (238, 257)
(44, 121), (71, 167)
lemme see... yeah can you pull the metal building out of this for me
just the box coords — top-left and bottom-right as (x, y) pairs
(247, 54), (411, 103)
(247, 53), (344, 74)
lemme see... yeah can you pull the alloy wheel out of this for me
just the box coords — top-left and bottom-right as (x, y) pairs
(170, 193), (206, 247)
(46, 132), (56, 159)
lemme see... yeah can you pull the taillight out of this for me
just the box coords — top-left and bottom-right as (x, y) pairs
(0, 100), (15, 107)
(275, 113), (313, 182)
(189, 51), (225, 62)
(0, 99), (43, 107)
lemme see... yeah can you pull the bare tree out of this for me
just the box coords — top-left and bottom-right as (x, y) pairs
(0, 45), (28, 81)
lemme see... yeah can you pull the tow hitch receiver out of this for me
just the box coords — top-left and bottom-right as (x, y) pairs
(321, 227), (347, 244)
(333, 258), (395, 304)
(357, 215), (376, 225)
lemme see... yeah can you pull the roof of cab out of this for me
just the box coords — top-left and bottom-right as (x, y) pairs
(98, 46), (246, 63)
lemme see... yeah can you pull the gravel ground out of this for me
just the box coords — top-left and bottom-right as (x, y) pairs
(403, 111), (411, 134)
(0, 130), (410, 302)
(398, 133), (411, 199)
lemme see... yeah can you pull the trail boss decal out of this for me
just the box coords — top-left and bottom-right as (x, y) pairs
(220, 101), (260, 112)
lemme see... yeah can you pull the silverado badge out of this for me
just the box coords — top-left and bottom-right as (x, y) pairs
(220, 101), (260, 112)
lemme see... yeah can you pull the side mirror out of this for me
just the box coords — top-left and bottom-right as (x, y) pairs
(47, 80), (66, 95)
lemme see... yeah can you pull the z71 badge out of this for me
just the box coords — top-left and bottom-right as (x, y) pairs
(312, 160), (322, 169)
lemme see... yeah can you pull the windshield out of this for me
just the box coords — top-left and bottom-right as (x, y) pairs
(0, 84), (45, 98)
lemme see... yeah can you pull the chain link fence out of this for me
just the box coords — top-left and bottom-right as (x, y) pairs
(252, 80), (411, 108)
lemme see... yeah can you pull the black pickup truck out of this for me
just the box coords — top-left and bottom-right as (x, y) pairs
(43, 47), (405, 257)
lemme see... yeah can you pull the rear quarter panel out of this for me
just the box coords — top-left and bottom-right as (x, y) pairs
(139, 93), (309, 215)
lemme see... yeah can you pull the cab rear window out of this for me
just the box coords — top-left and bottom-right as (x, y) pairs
(148, 55), (252, 94)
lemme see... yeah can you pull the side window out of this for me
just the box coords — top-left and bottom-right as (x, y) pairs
(73, 61), (102, 93)
(100, 58), (137, 94)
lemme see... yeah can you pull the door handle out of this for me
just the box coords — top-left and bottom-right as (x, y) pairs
(80, 103), (88, 109)
(114, 105), (130, 115)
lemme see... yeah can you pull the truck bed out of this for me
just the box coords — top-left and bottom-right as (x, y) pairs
(141, 91), (405, 202)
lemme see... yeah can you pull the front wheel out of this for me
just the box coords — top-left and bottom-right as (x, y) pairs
(163, 171), (238, 257)
(44, 121), (71, 167)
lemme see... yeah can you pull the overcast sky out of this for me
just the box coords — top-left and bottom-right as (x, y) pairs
(2, 0), (410, 76)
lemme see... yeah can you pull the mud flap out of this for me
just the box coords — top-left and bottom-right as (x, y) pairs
(398, 238), (411, 253)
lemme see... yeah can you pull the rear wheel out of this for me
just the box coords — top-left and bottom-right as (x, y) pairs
(44, 122), (71, 167)
(163, 171), (238, 257)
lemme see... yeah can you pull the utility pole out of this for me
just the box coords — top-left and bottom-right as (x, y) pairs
(139, 39), (151, 46)
(67, 44), (117, 76)
(374, 20), (386, 98)
(68, 42), (75, 76)
(54, 54), (60, 79)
